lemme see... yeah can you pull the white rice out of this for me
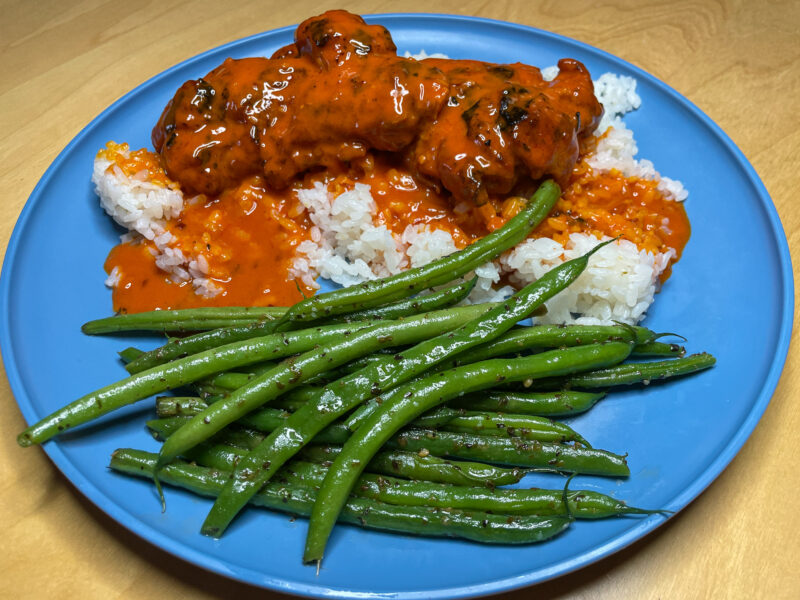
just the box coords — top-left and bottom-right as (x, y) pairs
(92, 156), (182, 241)
(92, 148), (221, 298)
(501, 235), (675, 325)
(94, 63), (689, 324)
(286, 67), (688, 323)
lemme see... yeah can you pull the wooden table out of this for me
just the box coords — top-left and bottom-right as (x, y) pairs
(1, 1), (797, 597)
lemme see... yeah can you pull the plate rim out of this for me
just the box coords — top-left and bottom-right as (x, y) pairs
(0, 12), (794, 599)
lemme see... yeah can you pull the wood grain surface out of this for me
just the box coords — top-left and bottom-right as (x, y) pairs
(1, 1), (798, 598)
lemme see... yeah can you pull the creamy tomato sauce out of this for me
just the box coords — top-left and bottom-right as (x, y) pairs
(106, 176), (315, 313)
(104, 144), (690, 312)
(102, 10), (690, 313)
(153, 11), (601, 203)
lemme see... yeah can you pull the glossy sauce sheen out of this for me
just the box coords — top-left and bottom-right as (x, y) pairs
(152, 10), (602, 204)
(106, 173), (316, 312)
(105, 10), (690, 312)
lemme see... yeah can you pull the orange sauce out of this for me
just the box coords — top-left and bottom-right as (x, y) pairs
(97, 142), (176, 188)
(105, 11), (690, 314)
(153, 11), (602, 203)
(103, 139), (691, 312)
(310, 155), (477, 247)
(105, 158), (316, 312)
(466, 147), (691, 277)
(541, 164), (690, 258)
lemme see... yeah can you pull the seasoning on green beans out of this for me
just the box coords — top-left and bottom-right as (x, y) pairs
(631, 341), (686, 357)
(299, 445), (525, 487)
(441, 411), (590, 446)
(180, 439), (527, 488)
(82, 306), (288, 334)
(199, 237), (610, 538)
(529, 353), (717, 390)
(17, 306), (487, 447)
(155, 396), (209, 418)
(388, 429), (630, 475)
(153, 307), (494, 478)
(277, 460), (657, 518)
(303, 341), (633, 563)
(111, 449), (573, 545)
(451, 390), (607, 417)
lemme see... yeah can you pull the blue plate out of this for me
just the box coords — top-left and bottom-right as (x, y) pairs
(0, 14), (793, 599)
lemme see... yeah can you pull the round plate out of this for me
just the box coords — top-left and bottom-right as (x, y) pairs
(0, 13), (793, 599)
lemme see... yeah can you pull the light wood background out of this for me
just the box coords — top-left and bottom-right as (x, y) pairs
(1, 1), (798, 598)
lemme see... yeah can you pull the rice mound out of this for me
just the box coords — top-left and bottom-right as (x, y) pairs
(287, 70), (687, 323)
(92, 155), (182, 240)
(93, 65), (688, 324)
(502, 235), (674, 325)
(92, 149), (221, 298)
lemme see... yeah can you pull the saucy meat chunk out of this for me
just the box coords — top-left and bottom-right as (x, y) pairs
(412, 59), (600, 203)
(153, 10), (602, 202)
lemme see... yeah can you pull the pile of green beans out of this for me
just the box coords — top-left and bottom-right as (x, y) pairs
(16, 180), (716, 566)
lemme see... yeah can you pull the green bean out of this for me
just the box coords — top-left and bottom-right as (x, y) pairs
(110, 449), (572, 545)
(239, 407), (458, 443)
(199, 361), (341, 392)
(199, 427), (275, 453)
(303, 341), (632, 563)
(147, 419), (266, 456)
(452, 390), (607, 417)
(630, 341), (686, 357)
(183, 437), (526, 489)
(153, 408), (525, 488)
(343, 320), (646, 429)
(278, 386), (325, 405)
(199, 237), (606, 537)
(125, 299), (497, 374)
(18, 339), (291, 447)
(132, 280), (475, 375)
(124, 319), (348, 374)
(118, 347), (145, 364)
(202, 371), (263, 391)
(389, 429), (629, 474)
(193, 384), (230, 400)
(153, 413), (623, 481)
(155, 396), (208, 418)
(90, 278), (474, 340)
(82, 306), (288, 334)
(309, 277), (478, 325)
(272, 180), (560, 329)
(156, 393), (307, 418)
(181, 442), (249, 470)
(299, 445), (524, 487)
(339, 323), (654, 377)
(530, 353), (717, 389)
(351, 474), (653, 518)
(152, 403), (459, 456)
(148, 417), (349, 449)
(158, 390), (312, 419)
(442, 411), (590, 446)
(154, 307), (494, 478)
(179, 445), (645, 527)
(278, 461), (655, 518)
(448, 324), (656, 366)
(17, 307), (486, 447)
(354, 475), (654, 518)
(413, 406), (461, 428)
